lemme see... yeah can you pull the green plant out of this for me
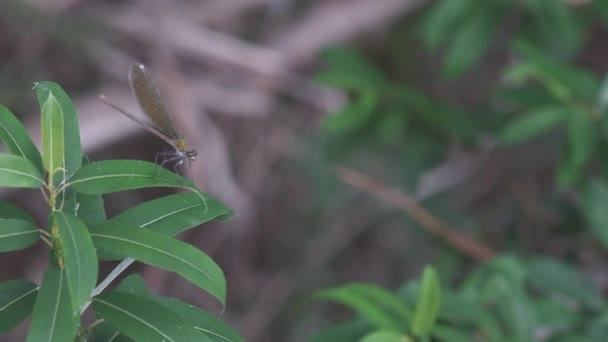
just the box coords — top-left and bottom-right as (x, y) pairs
(314, 257), (608, 341)
(314, 266), (441, 342)
(419, 0), (608, 76)
(308, 2), (608, 341)
(0, 82), (242, 341)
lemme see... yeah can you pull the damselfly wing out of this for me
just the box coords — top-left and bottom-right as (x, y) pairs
(99, 63), (197, 168)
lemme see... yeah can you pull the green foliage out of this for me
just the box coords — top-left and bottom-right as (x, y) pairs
(420, 0), (593, 76)
(316, 46), (482, 182)
(316, 283), (412, 332)
(312, 3), (608, 340)
(314, 267), (441, 341)
(0, 280), (37, 333)
(0, 84), (239, 340)
(315, 257), (605, 341)
(410, 267), (441, 337)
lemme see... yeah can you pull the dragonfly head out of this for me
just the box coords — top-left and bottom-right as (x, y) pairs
(186, 149), (198, 161)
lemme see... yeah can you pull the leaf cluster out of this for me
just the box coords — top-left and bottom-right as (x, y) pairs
(0, 82), (241, 341)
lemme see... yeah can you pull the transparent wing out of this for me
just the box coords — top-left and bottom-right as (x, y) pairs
(128, 63), (182, 139)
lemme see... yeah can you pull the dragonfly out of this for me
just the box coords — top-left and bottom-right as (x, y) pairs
(99, 63), (197, 169)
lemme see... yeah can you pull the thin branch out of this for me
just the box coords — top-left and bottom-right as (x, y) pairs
(336, 166), (496, 262)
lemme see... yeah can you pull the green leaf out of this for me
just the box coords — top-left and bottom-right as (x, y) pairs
(436, 289), (502, 339)
(528, 257), (604, 310)
(420, 0), (473, 49)
(0, 105), (44, 173)
(498, 106), (567, 145)
(157, 297), (244, 342)
(68, 160), (198, 194)
(91, 321), (134, 342)
(0, 153), (43, 188)
(92, 321), (134, 342)
(52, 211), (98, 313)
(94, 192), (229, 261)
(93, 292), (203, 341)
(317, 46), (386, 89)
(114, 276), (242, 342)
(95, 275), (142, 340)
(558, 108), (596, 186)
(26, 267), (78, 342)
(486, 274), (535, 338)
(75, 192), (106, 226)
(40, 92), (64, 174)
(316, 283), (411, 332)
(496, 85), (554, 109)
(411, 266), (441, 337)
(91, 225), (226, 306)
(323, 90), (377, 137)
(523, 0), (581, 59)
(598, 74), (608, 112)
(464, 257), (534, 339)
(359, 330), (414, 342)
(431, 324), (475, 342)
(359, 330), (410, 342)
(312, 319), (371, 342)
(582, 179), (608, 251)
(95, 192), (232, 236)
(35, 81), (82, 178)
(533, 298), (578, 334)
(75, 157), (106, 226)
(58, 190), (79, 217)
(0, 218), (39, 252)
(442, 5), (498, 75)
(589, 313), (608, 342)
(115, 274), (151, 296)
(0, 201), (36, 223)
(0, 280), (37, 334)
(376, 111), (407, 143)
(510, 40), (598, 102)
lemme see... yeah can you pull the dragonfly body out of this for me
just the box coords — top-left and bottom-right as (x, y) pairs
(100, 63), (197, 168)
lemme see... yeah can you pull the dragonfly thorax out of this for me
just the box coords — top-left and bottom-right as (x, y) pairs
(186, 149), (198, 161)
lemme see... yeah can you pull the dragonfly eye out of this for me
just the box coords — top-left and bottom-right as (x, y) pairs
(186, 150), (198, 161)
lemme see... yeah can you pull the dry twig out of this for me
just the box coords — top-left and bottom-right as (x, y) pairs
(337, 166), (496, 262)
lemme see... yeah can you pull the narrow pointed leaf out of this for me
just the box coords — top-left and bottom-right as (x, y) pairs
(40, 92), (64, 174)
(316, 283), (411, 332)
(93, 292), (202, 341)
(95, 192), (232, 236)
(411, 267), (441, 337)
(498, 106), (567, 145)
(58, 190), (79, 217)
(312, 320), (371, 342)
(0, 201), (36, 223)
(115, 274), (151, 296)
(75, 157), (106, 226)
(93, 275), (145, 341)
(0, 105), (44, 173)
(26, 267), (78, 342)
(157, 297), (243, 342)
(114, 276), (242, 342)
(92, 321), (134, 342)
(35, 81), (82, 178)
(75, 192), (107, 226)
(69, 160), (197, 194)
(0, 218), (39, 252)
(360, 330), (410, 342)
(0, 153), (43, 188)
(91, 226), (226, 305)
(0, 280), (37, 333)
(52, 212), (98, 313)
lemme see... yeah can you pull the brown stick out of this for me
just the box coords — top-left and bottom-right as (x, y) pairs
(336, 166), (496, 262)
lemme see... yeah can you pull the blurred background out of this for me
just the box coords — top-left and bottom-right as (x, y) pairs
(3, 0), (608, 341)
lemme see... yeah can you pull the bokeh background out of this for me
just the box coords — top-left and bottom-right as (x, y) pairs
(3, 0), (608, 341)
